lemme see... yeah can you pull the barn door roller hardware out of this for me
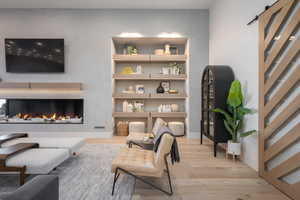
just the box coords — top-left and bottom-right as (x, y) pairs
(247, 0), (280, 25)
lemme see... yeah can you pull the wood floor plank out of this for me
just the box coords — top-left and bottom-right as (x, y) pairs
(87, 137), (290, 200)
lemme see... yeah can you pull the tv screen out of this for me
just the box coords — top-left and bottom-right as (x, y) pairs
(5, 39), (64, 73)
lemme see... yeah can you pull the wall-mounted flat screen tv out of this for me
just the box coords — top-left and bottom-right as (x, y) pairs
(5, 39), (64, 73)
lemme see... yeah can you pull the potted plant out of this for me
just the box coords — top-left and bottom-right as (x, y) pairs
(213, 80), (256, 156)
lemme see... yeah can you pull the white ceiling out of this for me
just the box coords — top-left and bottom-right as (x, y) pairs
(0, 0), (212, 9)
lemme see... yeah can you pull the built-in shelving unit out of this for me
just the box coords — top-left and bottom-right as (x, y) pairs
(111, 37), (189, 134)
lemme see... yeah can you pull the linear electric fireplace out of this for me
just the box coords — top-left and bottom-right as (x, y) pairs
(0, 99), (83, 124)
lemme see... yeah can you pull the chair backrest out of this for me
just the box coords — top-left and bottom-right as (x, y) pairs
(152, 118), (167, 135)
(154, 134), (174, 170)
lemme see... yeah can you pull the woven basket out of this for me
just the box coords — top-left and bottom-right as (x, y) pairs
(117, 121), (129, 136)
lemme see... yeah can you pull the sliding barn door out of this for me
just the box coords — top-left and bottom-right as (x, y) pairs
(259, 0), (300, 199)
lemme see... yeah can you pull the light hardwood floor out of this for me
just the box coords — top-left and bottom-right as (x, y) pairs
(86, 137), (290, 200)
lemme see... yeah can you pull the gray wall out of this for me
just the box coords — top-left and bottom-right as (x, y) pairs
(210, 0), (300, 184)
(0, 9), (209, 134)
(209, 0), (276, 170)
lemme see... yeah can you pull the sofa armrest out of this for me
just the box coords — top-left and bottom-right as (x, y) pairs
(0, 175), (59, 200)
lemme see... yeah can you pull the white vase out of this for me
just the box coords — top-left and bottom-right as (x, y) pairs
(164, 44), (171, 55)
(127, 103), (133, 112)
(227, 140), (241, 156)
(122, 101), (128, 112)
(171, 104), (179, 112)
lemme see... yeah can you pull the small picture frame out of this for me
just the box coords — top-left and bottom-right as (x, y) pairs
(136, 85), (145, 94)
(161, 81), (170, 92)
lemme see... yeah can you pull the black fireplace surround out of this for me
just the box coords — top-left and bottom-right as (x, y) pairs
(0, 99), (83, 124)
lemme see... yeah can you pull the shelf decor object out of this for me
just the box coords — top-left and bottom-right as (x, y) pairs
(112, 37), (189, 134)
(156, 82), (165, 93)
(201, 65), (234, 157)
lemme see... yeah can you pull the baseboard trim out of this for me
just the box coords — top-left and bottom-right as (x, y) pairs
(0, 131), (113, 138)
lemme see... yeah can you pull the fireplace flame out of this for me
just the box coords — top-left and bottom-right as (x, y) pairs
(13, 113), (80, 121)
(51, 113), (57, 120)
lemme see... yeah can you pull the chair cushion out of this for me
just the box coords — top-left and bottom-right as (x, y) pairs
(111, 147), (162, 177)
(2, 138), (85, 155)
(5, 149), (69, 174)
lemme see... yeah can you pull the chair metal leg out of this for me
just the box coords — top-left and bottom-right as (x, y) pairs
(164, 155), (173, 195)
(111, 169), (120, 196)
(114, 166), (173, 196)
(111, 153), (173, 196)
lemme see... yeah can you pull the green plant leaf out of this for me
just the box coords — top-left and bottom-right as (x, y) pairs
(240, 130), (256, 138)
(238, 107), (252, 115)
(237, 107), (254, 120)
(224, 120), (234, 136)
(227, 105), (234, 114)
(212, 108), (235, 128)
(237, 119), (244, 130)
(227, 80), (243, 108)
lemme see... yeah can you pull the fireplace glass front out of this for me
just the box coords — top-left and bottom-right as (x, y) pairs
(0, 99), (83, 124)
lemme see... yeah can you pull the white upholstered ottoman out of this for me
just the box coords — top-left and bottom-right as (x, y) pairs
(5, 148), (69, 174)
(2, 138), (85, 155)
(129, 122), (145, 134)
(168, 122), (185, 136)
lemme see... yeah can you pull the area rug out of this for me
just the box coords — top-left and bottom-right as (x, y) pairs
(0, 144), (135, 200)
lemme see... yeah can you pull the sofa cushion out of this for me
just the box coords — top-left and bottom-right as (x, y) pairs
(2, 138), (85, 155)
(0, 175), (59, 200)
(5, 149), (69, 174)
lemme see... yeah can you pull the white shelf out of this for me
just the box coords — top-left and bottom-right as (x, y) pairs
(113, 93), (187, 99)
(113, 93), (150, 99)
(113, 112), (149, 118)
(150, 74), (187, 80)
(112, 54), (187, 62)
(112, 37), (188, 45)
(113, 74), (187, 80)
(113, 74), (150, 80)
(151, 112), (187, 118)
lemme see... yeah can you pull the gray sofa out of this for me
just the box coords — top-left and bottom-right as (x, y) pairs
(0, 175), (58, 200)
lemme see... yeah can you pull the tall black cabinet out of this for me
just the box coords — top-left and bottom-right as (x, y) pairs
(201, 65), (234, 157)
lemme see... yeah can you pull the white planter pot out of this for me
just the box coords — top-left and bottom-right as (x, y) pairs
(227, 141), (241, 155)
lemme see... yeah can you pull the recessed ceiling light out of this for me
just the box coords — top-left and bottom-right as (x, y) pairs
(118, 32), (143, 38)
(157, 32), (182, 38)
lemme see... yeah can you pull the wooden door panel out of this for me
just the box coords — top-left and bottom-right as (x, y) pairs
(259, 0), (300, 199)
